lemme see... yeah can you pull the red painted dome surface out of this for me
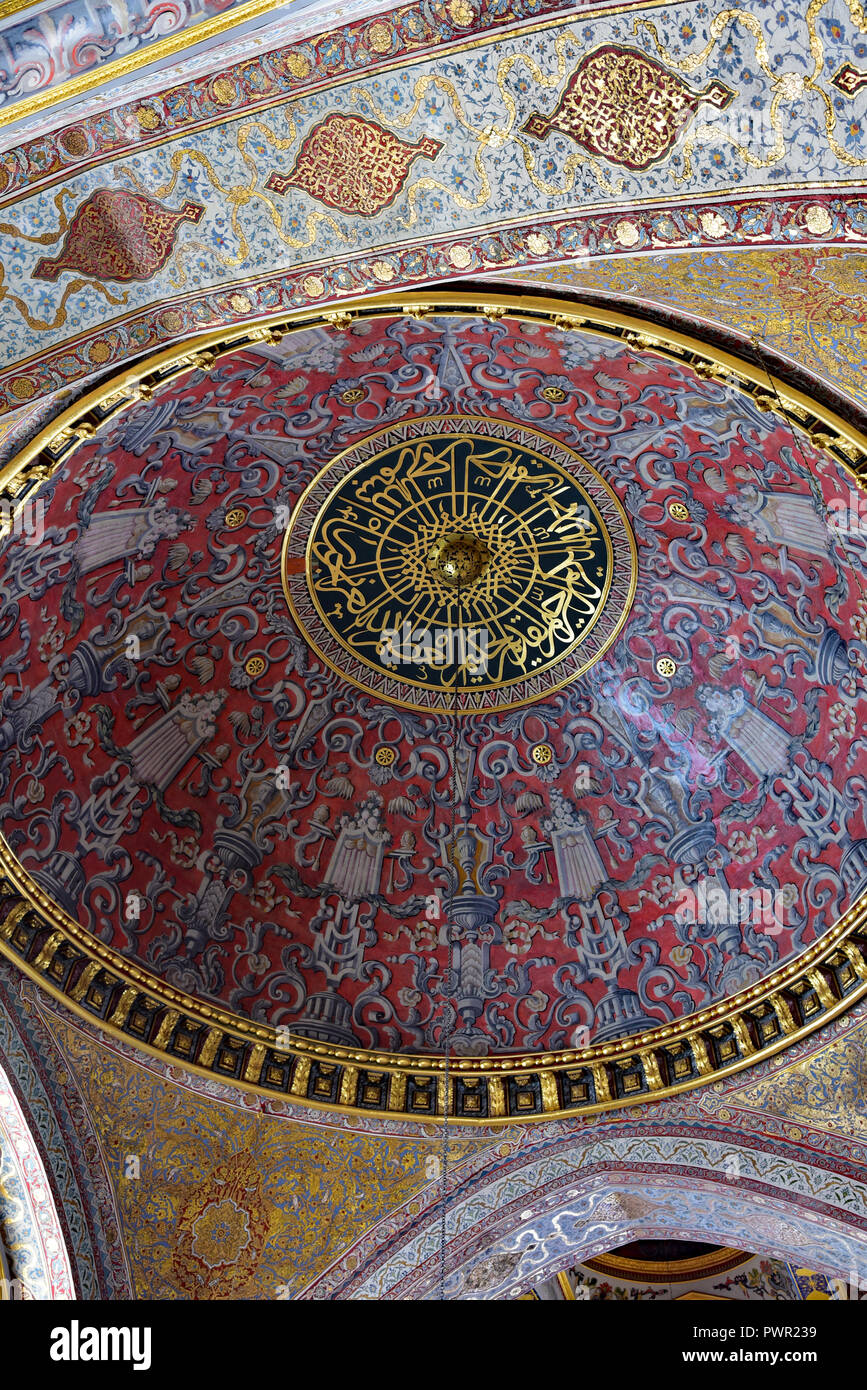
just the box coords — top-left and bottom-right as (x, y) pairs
(0, 312), (865, 1055)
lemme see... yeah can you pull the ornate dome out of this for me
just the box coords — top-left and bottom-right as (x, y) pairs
(0, 292), (865, 1116)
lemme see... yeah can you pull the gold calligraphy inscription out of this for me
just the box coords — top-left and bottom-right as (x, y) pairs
(283, 419), (631, 713)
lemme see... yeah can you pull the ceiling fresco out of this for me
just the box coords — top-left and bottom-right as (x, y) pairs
(0, 0), (251, 114)
(0, 0), (864, 410)
(46, 1005), (486, 1299)
(1, 954), (865, 1301)
(0, 0), (320, 120)
(512, 246), (867, 410)
(0, 0), (865, 1305)
(530, 1249), (846, 1298)
(0, 1055), (75, 1299)
(337, 1011), (867, 1299)
(0, 0), (557, 137)
(1, 304), (866, 1081)
(0, 958), (132, 1298)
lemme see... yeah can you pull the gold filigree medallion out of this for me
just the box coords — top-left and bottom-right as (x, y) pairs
(283, 415), (636, 713)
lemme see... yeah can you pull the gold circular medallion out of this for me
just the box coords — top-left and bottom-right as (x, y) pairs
(286, 51), (311, 77)
(244, 655), (266, 677)
(526, 232), (551, 256)
(212, 77), (235, 106)
(615, 219), (640, 247)
(61, 127), (89, 156)
(283, 415), (637, 713)
(805, 205), (833, 235)
(225, 508), (247, 529)
(425, 532), (491, 588)
(668, 500), (690, 521)
(531, 743), (554, 765)
(448, 0), (474, 24)
(367, 20), (392, 51)
(374, 746), (397, 766)
(655, 656), (677, 677)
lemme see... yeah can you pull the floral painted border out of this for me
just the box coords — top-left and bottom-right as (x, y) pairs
(2, 189), (865, 416)
(0, 0), (608, 201)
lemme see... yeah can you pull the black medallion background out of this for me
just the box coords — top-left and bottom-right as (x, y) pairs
(284, 415), (637, 713)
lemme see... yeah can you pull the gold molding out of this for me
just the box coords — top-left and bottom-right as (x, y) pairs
(1, 287), (866, 1124)
(584, 1247), (748, 1281)
(2, 829), (866, 1123)
(3, 289), (867, 486)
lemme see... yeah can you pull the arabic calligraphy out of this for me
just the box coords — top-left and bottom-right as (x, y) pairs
(283, 417), (635, 713)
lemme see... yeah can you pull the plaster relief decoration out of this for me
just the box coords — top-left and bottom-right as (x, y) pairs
(38, 1001), (487, 1299)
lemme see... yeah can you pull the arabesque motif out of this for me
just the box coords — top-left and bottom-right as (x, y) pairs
(33, 190), (204, 284)
(266, 114), (442, 217)
(522, 43), (734, 171)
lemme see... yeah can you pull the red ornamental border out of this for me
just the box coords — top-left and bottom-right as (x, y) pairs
(2, 188), (865, 416)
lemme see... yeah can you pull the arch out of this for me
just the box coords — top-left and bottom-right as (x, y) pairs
(308, 1129), (867, 1299)
(0, 1056), (74, 1299)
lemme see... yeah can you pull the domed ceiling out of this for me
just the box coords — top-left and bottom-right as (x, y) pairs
(1, 295), (866, 1117)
